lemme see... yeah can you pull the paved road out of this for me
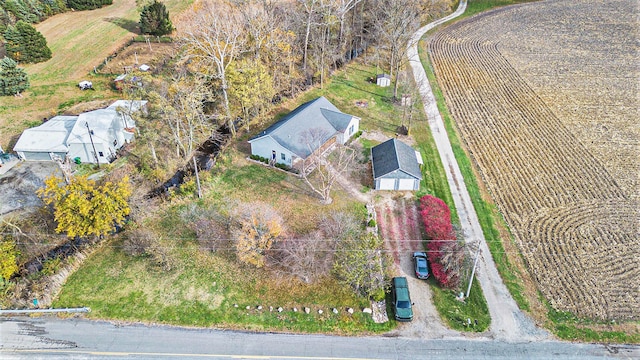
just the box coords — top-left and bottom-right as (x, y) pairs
(407, 1), (547, 341)
(1, 317), (637, 359)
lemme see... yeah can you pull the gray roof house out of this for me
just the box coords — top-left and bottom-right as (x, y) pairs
(13, 116), (78, 161)
(248, 97), (360, 168)
(371, 138), (423, 190)
(13, 100), (147, 163)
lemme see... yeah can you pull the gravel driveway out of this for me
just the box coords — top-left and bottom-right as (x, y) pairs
(408, 0), (548, 342)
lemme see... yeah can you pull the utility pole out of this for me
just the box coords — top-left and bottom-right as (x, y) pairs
(193, 157), (202, 198)
(466, 243), (481, 299)
(85, 122), (100, 168)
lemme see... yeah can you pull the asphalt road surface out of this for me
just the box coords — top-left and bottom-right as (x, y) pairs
(1, 317), (638, 359)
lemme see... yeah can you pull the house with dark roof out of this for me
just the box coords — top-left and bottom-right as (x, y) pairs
(371, 138), (423, 190)
(248, 97), (360, 168)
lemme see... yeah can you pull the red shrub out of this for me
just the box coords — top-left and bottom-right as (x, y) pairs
(420, 195), (458, 288)
(420, 195), (455, 240)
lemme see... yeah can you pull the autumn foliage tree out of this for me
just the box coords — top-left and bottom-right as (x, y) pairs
(420, 195), (461, 288)
(0, 238), (19, 281)
(230, 202), (284, 268)
(37, 176), (132, 239)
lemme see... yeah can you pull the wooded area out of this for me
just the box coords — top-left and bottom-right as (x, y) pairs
(128, 0), (452, 181)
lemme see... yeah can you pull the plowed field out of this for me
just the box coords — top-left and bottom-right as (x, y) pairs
(428, 0), (639, 320)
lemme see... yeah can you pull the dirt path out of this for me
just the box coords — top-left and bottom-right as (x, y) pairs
(407, 1), (548, 342)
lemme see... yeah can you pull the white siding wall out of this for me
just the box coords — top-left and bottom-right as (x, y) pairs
(249, 136), (294, 166)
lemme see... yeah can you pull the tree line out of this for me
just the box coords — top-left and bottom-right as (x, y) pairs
(126, 0), (451, 181)
(0, 0), (113, 31)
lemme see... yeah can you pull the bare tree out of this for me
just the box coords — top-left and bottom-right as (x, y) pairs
(374, 0), (422, 99)
(333, 0), (363, 57)
(299, 128), (356, 204)
(297, 0), (321, 72)
(181, 1), (247, 137)
(319, 211), (362, 240)
(148, 71), (216, 159)
(269, 231), (335, 283)
(439, 239), (479, 290)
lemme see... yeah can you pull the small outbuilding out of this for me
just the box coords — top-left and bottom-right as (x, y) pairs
(376, 73), (391, 87)
(371, 138), (423, 191)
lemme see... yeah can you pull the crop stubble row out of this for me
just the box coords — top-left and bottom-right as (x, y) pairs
(428, 0), (639, 320)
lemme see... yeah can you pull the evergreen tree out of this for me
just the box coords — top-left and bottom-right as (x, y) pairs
(66, 0), (112, 11)
(4, 20), (51, 63)
(0, 57), (30, 96)
(140, 0), (173, 36)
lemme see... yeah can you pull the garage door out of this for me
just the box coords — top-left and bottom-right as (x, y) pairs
(378, 178), (396, 190)
(398, 179), (415, 190)
(21, 152), (53, 161)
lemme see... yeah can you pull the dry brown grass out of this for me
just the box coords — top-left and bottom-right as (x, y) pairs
(429, 0), (639, 320)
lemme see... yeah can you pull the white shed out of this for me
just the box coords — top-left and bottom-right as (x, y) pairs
(376, 74), (391, 87)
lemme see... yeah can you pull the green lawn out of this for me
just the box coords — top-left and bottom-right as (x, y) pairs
(55, 149), (393, 334)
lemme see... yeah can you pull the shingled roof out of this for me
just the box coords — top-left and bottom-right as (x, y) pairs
(371, 138), (422, 179)
(250, 97), (354, 158)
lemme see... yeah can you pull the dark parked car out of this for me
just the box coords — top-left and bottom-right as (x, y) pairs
(413, 252), (429, 279)
(391, 277), (413, 322)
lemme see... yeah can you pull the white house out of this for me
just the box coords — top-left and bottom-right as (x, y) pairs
(248, 97), (360, 169)
(13, 116), (77, 161)
(13, 100), (147, 164)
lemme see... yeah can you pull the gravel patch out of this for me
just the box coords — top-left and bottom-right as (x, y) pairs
(0, 161), (62, 216)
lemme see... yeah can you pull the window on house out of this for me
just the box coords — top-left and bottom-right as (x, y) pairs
(114, 139), (117, 146)
(281, 153), (286, 160)
(98, 151), (104, 157)
(349, 124), (355, 135)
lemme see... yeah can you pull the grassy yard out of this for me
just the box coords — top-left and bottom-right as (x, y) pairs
(0, 0), (192, 147)
(53, 58), (489, 333)
(431, 279), (490, 332)
(55, 149), (392, 334)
